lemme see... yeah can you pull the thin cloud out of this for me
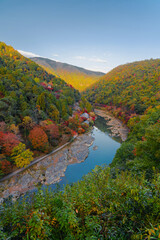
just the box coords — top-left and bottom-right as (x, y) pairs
(88, 66), (110, 73)
(74, 56), (86, 60)
(18, 50), (59, 61)
(89, 57), (107, 63)
(52, 54), (59, 57)
(18, 50), (41, 58)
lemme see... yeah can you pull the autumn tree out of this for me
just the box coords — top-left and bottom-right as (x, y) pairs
(11, 143), (33, 168)
(0, 121), (7, 132)
(48, 105), (60, 122)
(36, 93), (46, 111)
(9, 124), (19, 135)
(0, 156), (12, 175)
(22, 116), (35, 140)
(68, 114), (82, 132)
(43, 123), (60, 146)
(61, 103), (68, 120)
(0, 132), (20, 155)
(28, 127), (49, 152)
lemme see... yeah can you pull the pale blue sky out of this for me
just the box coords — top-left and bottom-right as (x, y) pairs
(1, 0), (160, 72)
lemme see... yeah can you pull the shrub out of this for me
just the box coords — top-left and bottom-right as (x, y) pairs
(1, 167), (160, 239)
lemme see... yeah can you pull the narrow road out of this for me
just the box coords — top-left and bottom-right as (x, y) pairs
(0, 137), (77, 183)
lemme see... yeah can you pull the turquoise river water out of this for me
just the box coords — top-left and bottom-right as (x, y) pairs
(49, 116), (121, 189)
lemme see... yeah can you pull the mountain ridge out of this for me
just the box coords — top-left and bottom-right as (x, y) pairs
(31, 57), (105, 75)
(31, 57), (105, 91)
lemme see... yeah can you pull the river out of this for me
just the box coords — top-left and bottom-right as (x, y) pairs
(45, 116), (121, 189)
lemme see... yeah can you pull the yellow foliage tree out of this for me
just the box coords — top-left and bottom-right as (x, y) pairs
(9, 124), (19, 135)
(11, 143), (33, 168)
(22, 116), (33, 129)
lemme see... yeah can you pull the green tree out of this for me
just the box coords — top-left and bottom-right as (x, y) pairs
(48, 105), (60, 122)
(36, 93), (46, 111)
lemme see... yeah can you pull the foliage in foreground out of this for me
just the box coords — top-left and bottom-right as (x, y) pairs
(1, 167), (160, 239)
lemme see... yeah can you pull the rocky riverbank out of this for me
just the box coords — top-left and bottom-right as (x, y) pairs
(0, 133), (94, 202)
(95, 109), (129, 141)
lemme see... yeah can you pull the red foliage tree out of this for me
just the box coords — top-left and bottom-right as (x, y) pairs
(0, 122), (7, 132)
(43, 123), (60, 139)
(28, 127), (49, 152)
(42, 123), (60, 146)
(70, 130), (78, 137)
(0, 132), (20, 155)
(0, 159), (12, 174)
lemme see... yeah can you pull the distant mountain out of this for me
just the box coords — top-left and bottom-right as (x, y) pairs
(31, 57), (105, 91)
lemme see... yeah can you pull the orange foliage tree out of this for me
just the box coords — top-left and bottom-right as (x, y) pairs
(28, 127), (49, 152)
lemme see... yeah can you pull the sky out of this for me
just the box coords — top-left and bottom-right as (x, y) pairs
(1, 0), (160, 73)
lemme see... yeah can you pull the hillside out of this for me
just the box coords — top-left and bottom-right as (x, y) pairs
(0, 42), (81, 124)
(85, 59), (160, 115)
(31, 57), (105, 91)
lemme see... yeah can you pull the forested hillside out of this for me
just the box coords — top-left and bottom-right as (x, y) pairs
(0, 42), (80, 124)
(31, 57), (104, 91)
(85, 59), (160, 114)
(85, 59), (160, 171)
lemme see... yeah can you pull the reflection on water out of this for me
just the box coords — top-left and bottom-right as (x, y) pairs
(95, 116), (122, 143)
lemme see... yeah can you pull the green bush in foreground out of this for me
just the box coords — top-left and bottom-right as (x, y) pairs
(0, 167), (160, 239)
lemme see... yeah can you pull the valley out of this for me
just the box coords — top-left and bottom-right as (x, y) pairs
(0, 42), (160, 240)
(1, 1), (160, 238)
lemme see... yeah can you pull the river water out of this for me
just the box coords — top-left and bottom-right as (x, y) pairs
(48, 116), (121, 189)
